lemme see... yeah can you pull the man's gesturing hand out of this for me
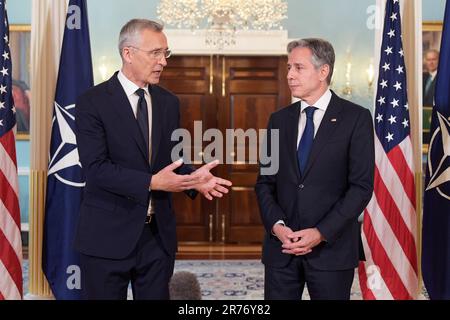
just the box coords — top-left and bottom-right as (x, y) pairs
(191, 160), (232, 200)
(150, 159), (202, 192)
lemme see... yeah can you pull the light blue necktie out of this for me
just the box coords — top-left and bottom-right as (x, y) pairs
(297, 106), (317, 175)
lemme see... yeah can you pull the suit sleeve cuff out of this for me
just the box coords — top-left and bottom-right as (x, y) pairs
(271, 220), (286, 236)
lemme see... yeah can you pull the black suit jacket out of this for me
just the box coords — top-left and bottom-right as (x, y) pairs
(423, 72), (436, 106)
(255, 92), (374, 270)
(74, 72), (195, 260)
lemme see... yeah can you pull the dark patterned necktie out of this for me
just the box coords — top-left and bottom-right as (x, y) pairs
(135, 88), (149, 155)
(297, 106), (317, 175)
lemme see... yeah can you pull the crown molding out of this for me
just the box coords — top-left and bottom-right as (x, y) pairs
(165, 29), (289, 55)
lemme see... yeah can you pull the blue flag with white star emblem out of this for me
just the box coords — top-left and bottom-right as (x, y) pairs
(42, 0), (93, 299)
(422, 0), (450, 300)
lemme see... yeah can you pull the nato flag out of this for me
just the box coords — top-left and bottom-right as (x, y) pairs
(42, 0), (93, 299)
(422, 0), (450, 300)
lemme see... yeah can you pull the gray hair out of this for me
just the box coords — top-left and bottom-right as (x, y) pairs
(169, 271), (202, 300)
(118, 19), (164, 57)
(287, 38), (335, 84)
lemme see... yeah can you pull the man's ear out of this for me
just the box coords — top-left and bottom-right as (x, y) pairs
(122, 47), (132, 64)
(320, 64), (330, 82)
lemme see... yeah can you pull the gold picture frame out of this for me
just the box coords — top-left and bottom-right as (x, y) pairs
(10, 24), (31, 140)
(422, 21), (443, 154)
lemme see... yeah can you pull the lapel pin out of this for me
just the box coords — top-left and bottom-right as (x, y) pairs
(331, 118), (337, 122)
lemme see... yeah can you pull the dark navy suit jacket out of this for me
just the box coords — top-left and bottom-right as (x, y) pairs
(74, 72), (195, 260)
(423, 72), (436, 106)
(255, 92), (374, 270)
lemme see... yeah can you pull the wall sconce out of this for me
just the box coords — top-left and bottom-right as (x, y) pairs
(342, 61), (352, 97)
(366, 60), (375, 93)
(94, 56), (115, 82)
(330, 66), (337, 90)
(98, 56), (108, 81)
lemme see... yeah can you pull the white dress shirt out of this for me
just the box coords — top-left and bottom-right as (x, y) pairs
(296, 89), (332, 147)
(429, 70), (437, 81)
(117, 70), (154, 216)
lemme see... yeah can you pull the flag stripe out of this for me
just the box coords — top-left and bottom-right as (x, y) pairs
(374, 137), (417, 237)
(0, 130), (17, 169)
(0, 199), (22, 261)
(0, 229), (22, 299)
(359, 228), (393, 299)
(397, 137), (415, 179)
(373, 166), (418, 271)
(365, 192), (418, 298)
(386, 139), (416, 207)
(0, 170), (20, 228)
(357, 263), (375, 299)
(363, 205), (413, 299)
(0, 261), (21, 300)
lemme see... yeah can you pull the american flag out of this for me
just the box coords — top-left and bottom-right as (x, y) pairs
(0, 0), (23, 300)
(358, 0), (418, 299)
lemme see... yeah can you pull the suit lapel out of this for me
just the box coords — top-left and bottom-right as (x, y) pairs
(286, 102), (302, 180)
(301, 93), (343, 179)
(150, 86), (163, 168)
(106, 73), (149, 161)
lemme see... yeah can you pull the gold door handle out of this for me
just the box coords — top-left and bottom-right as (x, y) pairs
(222, 56), (226, 97)
(209, 55), (213, 94)
(209, 213), (213, 242)
(221, 213), (226, 242)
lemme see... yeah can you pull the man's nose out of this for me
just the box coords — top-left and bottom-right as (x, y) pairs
(159, 55), (168, 66)
(287, 69), (294, 80)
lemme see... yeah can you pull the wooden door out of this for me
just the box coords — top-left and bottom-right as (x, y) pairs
(217, 56), (291, 243)
(159, 55), (216, 242)
(159, 55), (291, 244)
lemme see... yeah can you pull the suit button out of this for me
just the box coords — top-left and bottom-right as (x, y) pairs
(299, 184), (304, 189)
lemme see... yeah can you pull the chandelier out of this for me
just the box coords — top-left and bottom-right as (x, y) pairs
(157, 0), (288, 49)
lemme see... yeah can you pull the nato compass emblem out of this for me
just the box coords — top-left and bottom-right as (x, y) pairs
(47, 102), (85, 188)
(426, 111), (450, 200)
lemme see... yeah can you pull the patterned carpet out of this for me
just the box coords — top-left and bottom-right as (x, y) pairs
(23, 260), (428, 300)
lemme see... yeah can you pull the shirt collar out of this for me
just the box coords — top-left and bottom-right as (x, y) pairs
(117, 70), (150, 98)
(300, 89), (332, 113)
(430, 70), (437, 78)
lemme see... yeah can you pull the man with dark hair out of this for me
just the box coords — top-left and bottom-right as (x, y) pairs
(255, 38), (375, 300)
(12, 79), (30, 132)
(75, 19), (231, 300)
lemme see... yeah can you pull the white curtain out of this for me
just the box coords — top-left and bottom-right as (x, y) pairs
(27, 0), (68, 299)
(29, 0), (68, 167)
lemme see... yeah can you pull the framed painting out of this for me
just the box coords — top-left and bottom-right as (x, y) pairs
(9, 24), (31, 140)
(422, 21), (443, 154)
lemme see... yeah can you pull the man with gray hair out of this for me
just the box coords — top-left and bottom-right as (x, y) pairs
(423, 49), (439, 106)
(74, 19), (231, 299)
(255, 38), (374, 299)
